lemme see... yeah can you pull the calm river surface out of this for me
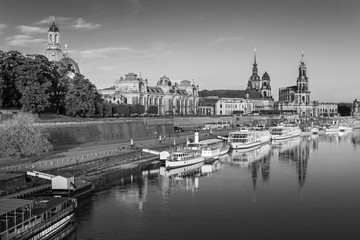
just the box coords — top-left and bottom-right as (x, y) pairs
(71, 130), (360, 240)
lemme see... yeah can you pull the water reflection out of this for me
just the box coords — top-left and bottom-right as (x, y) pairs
(227, 144), (272, 168)
(158, 163), (202, 193)
(73, 130), (360, 240)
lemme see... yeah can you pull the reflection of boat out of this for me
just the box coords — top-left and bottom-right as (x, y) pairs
(201, 160), (222, 175)
(160, 162), (204, 177)
(165, 149), (204, 169)
(311, 127), (319, 134)
(271, 136), (301, 153)
(227, 130), (264, 149)
(229, 144), (271, 167)
(325, 124), (344, 133)
(269, 125), (301, 140)
(0, 196), (76, 240)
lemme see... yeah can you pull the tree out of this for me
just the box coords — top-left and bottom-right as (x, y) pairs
(95, 102), (104, 117)
(0, 51), (25, 108)
(0, 113), (53, 158)
(118, 104), (129, 116)
(64, 74), (97, 117)
(15, 55), (55, 113)
(48, 63), (71, 114)
(111, 103), (119, 117)
(129, 104), (137, 115)
(148, 105), (158, 115)
(135, 104), (145, 115)
(103, 102), (112, 117)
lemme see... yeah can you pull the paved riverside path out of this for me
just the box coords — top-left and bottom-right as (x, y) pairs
(0, 129), (233, 172)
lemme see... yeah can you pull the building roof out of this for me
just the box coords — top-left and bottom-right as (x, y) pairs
(147, 86), (164, 94)
(49, 22), (59, 32)
(60, 57), (80, 74)
(57, 173), (74, 178)
(32, 197), (73, 216)
(100, 86), (116, 91)
(0, 199), (33, 215)
(199, 98), (218, 106)
(262, 72), (270, 80)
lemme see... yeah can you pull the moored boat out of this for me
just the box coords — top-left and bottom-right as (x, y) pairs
(165, 149), (204, 169)
(188, 139), (230, 159)
(325, 125), (341, 133)
(0, 196), (76, 240)
(269, 124), (301, 141)
(339, 125), (353, 132)
(227, 130), (261, 149)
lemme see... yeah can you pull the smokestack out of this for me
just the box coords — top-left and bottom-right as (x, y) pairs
(194, 129), (199, 143)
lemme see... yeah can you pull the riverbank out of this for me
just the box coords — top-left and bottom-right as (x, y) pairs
(0, 128), (230, 197)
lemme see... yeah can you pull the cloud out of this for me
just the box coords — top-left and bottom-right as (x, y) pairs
(35, 16), (73, 25)
(7, 35), (47, 46)
(71, 18), (101, 30)
(211, 36), (243, 46)
(17, 25), (47, 34)
(79, 47), (133, 58)
(0, 24), (7, 34)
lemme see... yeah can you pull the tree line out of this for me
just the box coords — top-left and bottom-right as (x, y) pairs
(0, 50), (154, 117)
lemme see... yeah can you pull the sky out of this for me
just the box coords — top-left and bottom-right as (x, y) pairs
(0, 0), (359, 102)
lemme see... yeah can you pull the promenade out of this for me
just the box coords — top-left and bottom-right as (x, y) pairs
(0, 128), (231, 173)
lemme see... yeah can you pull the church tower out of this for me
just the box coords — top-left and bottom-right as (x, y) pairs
(295, 52), (310, 104)
(261, 72), (272, 98)
(247, 49), (261, 91)
(44, 19), (64, 62)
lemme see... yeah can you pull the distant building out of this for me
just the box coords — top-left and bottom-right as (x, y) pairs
(215, 98), (254, 115)
(98, 73), (199, 115)
(316, 102), (338, 117)
(43, 20), (80, 75)
(198, 97), (218, 115)
(352, 99), (360, 116)
(246, 49), (273, 99)
(276, 53), (337, 119)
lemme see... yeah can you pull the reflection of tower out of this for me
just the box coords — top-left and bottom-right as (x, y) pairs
(260, 156), (270, 188)
(250, 162), (258, 203)
(296, 140), (309, 189)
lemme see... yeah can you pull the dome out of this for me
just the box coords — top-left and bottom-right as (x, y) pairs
(44, 49), (64, 62)
(262, 72), (270, 80)
(157, 76), (172, 86)
(49, 22), (59, 32)
(60, 57), (80, 74)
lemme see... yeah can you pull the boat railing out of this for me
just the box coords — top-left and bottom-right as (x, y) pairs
(13, 205), (75, 240)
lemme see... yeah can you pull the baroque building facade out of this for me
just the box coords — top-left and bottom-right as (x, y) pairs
(352, 99), (360, 117)
(44, 20), (80, 75)
(99, 73), (199, 115)
(215, 98), (254, 115)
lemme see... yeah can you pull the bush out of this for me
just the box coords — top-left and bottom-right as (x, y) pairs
(0, 113), (53, 158)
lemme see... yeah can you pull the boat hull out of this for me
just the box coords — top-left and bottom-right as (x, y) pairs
(230, 141), (261, 149)
(165, 157), (205, 169)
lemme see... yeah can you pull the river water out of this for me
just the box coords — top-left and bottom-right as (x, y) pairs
(70, 130), (360, 240)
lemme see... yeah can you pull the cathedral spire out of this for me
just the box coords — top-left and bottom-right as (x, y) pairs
(253, 48), (257, 66)
(301, 51), (304, 63)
